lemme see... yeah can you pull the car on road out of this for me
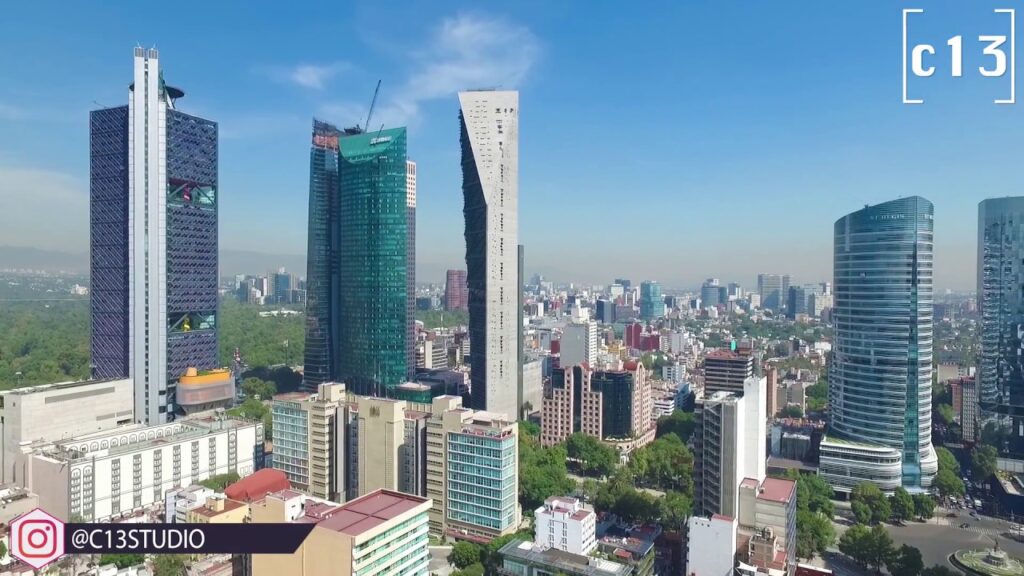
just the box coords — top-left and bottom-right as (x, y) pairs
(960, 522), (970, 528)
(946, 512), (958, 518)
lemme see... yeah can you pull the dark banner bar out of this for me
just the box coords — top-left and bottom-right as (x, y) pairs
(64, 523), (316, 555)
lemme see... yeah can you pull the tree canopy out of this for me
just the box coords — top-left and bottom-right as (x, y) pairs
(850, 482), (891, 524)
(889, 487), (915, 522)
(566, 433), (619, 478)
(656, 410), (696, 443)
(627, 433), (694, 494)
(839, 524), (896, 572)
(972, 444), (999, 481)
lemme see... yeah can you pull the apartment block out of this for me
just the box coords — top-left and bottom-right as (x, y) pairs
(271, 383), (348, 502)
(251, 489), (431, 576)
(27, 416), (262, 521)
(704, 350), (754, 395)
(693, 377), (766, 518)
(535, 496), (596, 555)
(353, 396), (427, 498)
(426, 396), (519, 542)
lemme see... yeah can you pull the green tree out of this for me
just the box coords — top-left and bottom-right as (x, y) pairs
(795, 509), (834, 559)
(805, 379), (827, 412)
(451, 563), (485, 576)
(972, 444), (999, 481)
(888, 544), (924, 576)
(519, 421), (540, 438)
(839, 524), (872, 566)
(241, 377), (277, 400)
(865, 525), (897, 572)
(627, 434), (694, 494)
(912, 494), (936, 520)
(933, 468), (965, 499)
(851, 482), (891, 524)
(781, 404), (804, 418)
(565, 433), (619, 478)
(449, 541), (481, 569)
(657, 491), (693, 531)
(656, 410), (696, 442)
(934, 404), (955, 426)
(99, 554), (145, 569)
(935, 446), (961, 475)
(518, 434), (575, 511)
(199, 472), (241, 491)
(889, 487), (915, 522)
(0, 540), (6, 560)
(852, 501), (872, 525)
(921, 566), (960, 576)
(152, 554), (187, 576)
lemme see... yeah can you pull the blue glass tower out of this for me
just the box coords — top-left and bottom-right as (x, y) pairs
(820, 197), (937, 493)
(89, 48), (223, 424)
(978, 197), (1024, 454)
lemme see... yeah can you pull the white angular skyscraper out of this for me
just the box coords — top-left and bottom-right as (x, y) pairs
(459, 90), (519, 419)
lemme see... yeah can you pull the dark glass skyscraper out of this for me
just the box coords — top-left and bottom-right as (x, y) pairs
(820, 197), (936, 493)
(978, 197), (1024, 454)
(302, 121), (341, 388)
(90, 48), (222, 423)
(302, 123), (414, 395)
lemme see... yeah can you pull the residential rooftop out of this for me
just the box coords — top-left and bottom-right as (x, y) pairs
(316, 490), (429, 537)
(499, 539), (630, 576)
(757, 477), (796, 504)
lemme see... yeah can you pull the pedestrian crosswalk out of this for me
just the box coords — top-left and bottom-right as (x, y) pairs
(932, 516), (1008, 536)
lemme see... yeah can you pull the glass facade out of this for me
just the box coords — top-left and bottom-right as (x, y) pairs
(828, 196), (936, 490)
(978, 197), (1024, 455)
(337, 127), (411, 395)
(90, 106), (131, 379)
(639, 281), (664, 321)
(446, 431), (517, 532)
(165, 109), (219, 392)
(591, 371), (634, 440)
(301, 123), (412, 394)
(272, 399), (310, 488)
(303, 120), (341, 388)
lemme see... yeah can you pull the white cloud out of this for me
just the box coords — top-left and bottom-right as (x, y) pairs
(0, 165), (87, 250)
(319, 13), (539, 128)
(263, 62), (350, 90)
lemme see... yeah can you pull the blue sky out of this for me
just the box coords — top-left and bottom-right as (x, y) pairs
(1, 1), (1021, 289)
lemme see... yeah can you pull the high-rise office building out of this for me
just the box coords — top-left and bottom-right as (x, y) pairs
(978, 197), (1024, 455)
(700, 278), (721, 309)
(302, 122), (415, 395)
(693, 376), (766, 517)
(302, 121), (341, 389)
(757, 274), (790, 314)
(560, 320), (599, 368)
(445, 269), (469, 311)
(820, 197), (937, 493)
(703, 350), (754, 395)
(639, 281), (665, 320)
(271, 269), (293, 304)
(595, 299), (616, 324)
(90, 48), (222, 424)
(459, 90), (519, 419)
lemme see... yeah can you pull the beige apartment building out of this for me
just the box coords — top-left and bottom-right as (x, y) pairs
(426, 396), (519, 542)
(272, 383), (348, 502)
(354, 396), (427, 498)
(251, 488), (431, 576)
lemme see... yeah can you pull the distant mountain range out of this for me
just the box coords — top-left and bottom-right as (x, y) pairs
(0, 246), (306, 277)
(0, 246), (464, 284)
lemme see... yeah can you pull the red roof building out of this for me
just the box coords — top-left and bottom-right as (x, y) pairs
(225, 468), (291, 503)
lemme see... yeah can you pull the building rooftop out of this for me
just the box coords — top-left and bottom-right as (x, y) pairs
(44, 417), (255, 461)
(499, 539), (630, 576)
(273, 391), (313, 402)
(0, 377), (128, 396)
(316, 490), (429, 537)
(190, 499), (247, 519)
(740, 478), (760, 490)
(225, 469), (290, 502)
(757, 477), (796, 504)
(705, 350), (748, 360)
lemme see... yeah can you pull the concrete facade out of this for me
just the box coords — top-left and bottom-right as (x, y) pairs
(0, 378), (133, 484)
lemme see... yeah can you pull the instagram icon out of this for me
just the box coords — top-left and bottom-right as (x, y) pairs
(10, 508), (65, 569)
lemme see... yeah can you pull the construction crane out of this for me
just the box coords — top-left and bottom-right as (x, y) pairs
(363, 80), (381, 134)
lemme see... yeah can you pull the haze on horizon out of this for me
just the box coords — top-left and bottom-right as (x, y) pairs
(1, 2), (1020, 291)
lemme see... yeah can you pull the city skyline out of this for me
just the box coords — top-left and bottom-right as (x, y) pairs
(2, 2), (1022, 290)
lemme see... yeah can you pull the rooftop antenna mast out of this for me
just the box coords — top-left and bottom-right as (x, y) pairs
(363, 79), (382, 133)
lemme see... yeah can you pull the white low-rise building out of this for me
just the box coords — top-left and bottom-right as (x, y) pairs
(534, 496), (596, 555)
(165, 484), (215, 523)
(688, 514), (737, 576)
(26, 415), (263, 521)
